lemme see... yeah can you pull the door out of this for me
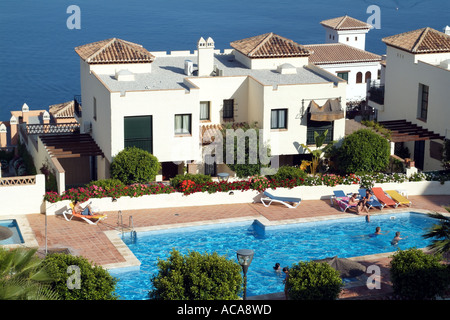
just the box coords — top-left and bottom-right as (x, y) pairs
(414, 140), (425, 170)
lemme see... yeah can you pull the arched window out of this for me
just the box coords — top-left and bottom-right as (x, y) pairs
(365, 71), (372, 83)
(356, 72), (363, 84)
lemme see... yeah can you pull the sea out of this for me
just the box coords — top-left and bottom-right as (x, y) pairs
(0, 0), (448, 121)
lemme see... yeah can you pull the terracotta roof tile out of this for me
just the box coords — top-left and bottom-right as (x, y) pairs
(230, 33), (311, 58)
(382, 27), (450, 54)
(320, 16), (372, 30)
(49, 101), (75, 118)
(304, 43), (381, 65)
(75, 38), (155, 64)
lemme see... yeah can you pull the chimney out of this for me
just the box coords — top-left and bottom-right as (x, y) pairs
(444, 25), (450, 35)
(197, 37), (215, 76)
(9, 115), (18, 146)
(0, 123), (7, 148)
(22, 103), (30, 123)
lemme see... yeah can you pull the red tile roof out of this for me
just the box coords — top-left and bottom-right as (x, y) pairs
(304, 43), (381, 65)
(320, 16), (372, 31)
(230, 33), (311, 59)
(382, 27), (450, 54)
(75, 38), (155, 64)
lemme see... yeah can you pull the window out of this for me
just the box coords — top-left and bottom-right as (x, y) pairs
(175, 114), (192, 135)
(417, 83), (429, 121)
(356, 72), (363, 84)
(200, 101), (210, 121)
(337, 72), (349, 82)
(271, 109), (287, 129)
(93, 97), (97, 121)
(223, 99), (234, 119)
(355, 37), (358, 41)
(346, 37), (349, 42)
(365, 71), (372, 83)
(124, 116), (153, 153)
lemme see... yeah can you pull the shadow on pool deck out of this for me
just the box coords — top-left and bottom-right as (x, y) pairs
(26, 195), (450, 300)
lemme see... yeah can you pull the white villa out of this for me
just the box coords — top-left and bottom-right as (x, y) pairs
(73, 32), (348, 181)
(305, 16), (382, 103)
(0, 16), (385, 190)
(367, 26), (450, 171)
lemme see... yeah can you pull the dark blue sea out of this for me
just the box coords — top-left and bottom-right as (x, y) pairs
(0, 0), (448, 121)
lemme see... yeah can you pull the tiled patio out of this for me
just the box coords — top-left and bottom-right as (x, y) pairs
(25, 195), (450, 300)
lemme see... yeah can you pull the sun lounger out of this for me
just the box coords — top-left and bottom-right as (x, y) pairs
(385, 190), (412, 207)
(372, 187), (398, 208)
(330, 190), (348, 206)
(62, 202), (107, 225)
(261, 191), (301, 209)
(335, 197), (358, 212)
(358, 189), (383, 210)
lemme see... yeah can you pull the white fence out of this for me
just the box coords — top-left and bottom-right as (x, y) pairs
(44, 180), (450, 216)
(0, 174), (46, 216)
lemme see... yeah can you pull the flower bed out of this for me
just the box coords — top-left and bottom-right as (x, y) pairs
(44, 171), (450, 204)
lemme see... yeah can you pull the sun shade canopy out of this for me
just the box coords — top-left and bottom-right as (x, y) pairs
(378, 120), (445, 142)
(309, 98), (345, 121)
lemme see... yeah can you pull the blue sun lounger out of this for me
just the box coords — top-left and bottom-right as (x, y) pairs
(261, 191), (301, 209)
(358, 189), (383, 210)
(330, 190), (347, 206)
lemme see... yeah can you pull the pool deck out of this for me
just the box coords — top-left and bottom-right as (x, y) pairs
(24, 194), (450, 300)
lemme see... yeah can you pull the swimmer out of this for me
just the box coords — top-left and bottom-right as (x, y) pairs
(273, 263), (281, 272)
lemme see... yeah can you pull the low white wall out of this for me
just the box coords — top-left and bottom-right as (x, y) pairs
(44, 181), (450, 216)
(0, 174), (46, 216)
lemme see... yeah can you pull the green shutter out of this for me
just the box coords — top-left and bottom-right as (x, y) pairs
(124, 116), (153, 153)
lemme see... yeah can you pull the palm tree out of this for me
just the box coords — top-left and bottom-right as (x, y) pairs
(0, 248), (59, 300)
(300, 129), (328, 175)
(422, 211), (450, 257)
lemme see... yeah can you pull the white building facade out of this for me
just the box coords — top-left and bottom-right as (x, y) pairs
(368, 27), (450, 171)
(305, 16), (382, 103)
(75, 34), (347, 180)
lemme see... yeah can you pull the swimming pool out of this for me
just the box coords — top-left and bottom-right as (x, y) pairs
(109, 212), (437, 300)
(0, 219), (24, 245)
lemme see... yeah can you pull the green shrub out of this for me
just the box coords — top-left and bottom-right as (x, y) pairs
(43, 253), (118, 300)
(86, 178), (123, 190)
(266, 165), (307, 181)
(110, 147), (161, 185)
(149, 249), (242, 300)
(336, 129), (390, 174)
(390, 248), (450, 299)
(286, 261), (343, 300)
(170, 173), (212, 188)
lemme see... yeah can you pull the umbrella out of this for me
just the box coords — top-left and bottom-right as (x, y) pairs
(315, 256), (366, 278)
(0, 226), (13, 240)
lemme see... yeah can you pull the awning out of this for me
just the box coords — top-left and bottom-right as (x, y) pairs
(378, 120), (445, 142)
(40, 133), (104, 158)
(309, 98), (345, 121)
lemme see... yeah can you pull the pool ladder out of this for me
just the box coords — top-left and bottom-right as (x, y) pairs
(117, 210), (137, 241)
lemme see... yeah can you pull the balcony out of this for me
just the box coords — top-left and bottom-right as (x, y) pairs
(74, 95), (82, 118)
(367, 81), (385, 105)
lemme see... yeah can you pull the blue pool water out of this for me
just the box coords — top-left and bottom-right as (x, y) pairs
(109, 212), (437, 300)
(0, 219), (24, 245)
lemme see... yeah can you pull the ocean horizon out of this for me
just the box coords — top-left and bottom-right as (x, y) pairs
(0, 0), (448, 121)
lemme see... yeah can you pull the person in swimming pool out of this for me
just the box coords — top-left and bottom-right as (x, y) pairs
(391, 231), (407, 245)
(273, 263), (281, 272)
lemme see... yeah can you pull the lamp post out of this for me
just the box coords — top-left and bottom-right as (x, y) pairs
(236, 249), (254, 300)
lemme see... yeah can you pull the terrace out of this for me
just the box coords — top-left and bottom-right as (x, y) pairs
(26, 194), (450, 300)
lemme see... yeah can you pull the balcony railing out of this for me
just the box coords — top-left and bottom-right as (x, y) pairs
(367, 81), (385, 105)
(74, 95), (82, 118)
(26, 122), (80, 135)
